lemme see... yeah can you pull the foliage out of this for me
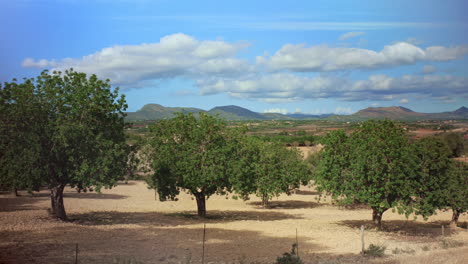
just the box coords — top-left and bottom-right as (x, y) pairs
(314, 120), (418, 227)
(411, 136), (453, 218)
(145, 112), (241, 217)
(438, 132), (464, 157)
(230, 137), (310, 207)
(276, 244), (303, 264)
(443, 161), (468, 225)
(0, 69), (129, 220)
(364, 244), (386, 257)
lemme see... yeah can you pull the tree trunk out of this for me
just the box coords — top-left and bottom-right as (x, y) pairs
(261, 194), (269, 208)
(50, 184), (67, 221)
(371, 207), (385, 229)
(194, 192), (206, 217)
(450, 209), (460, 227)
(13, 187), (19, 197)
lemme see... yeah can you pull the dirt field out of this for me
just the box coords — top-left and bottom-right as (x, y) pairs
(1, 182), (467, 264)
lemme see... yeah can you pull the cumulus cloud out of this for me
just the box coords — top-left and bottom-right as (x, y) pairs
(264, 108), (288, 114)
(198, 73), (468, 102)
(334, 107), (354, 114)
(22, 33), (250, 87)
(258, 42), (468, 72)
(422, 65), (437, 74)
(339, 31), (365, 41)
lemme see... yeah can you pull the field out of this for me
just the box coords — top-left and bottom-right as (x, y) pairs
(1, 181), (467, 264)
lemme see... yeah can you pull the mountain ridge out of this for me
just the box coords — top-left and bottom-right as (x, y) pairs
(125, 104), (468, 121)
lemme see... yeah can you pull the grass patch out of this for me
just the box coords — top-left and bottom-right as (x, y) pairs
(363, 244), (386, 257)
(441, 239), (464, 249)
(392, 247), (416, 255)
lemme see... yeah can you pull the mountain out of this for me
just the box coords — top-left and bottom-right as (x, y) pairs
(351, 106), (426, 120)
(329, 106), (468, 121)
(126, 104), (204, 120)
(453, 106), (468, 115)
(208, 105), (267, 120)
(126, 104), (468, 121)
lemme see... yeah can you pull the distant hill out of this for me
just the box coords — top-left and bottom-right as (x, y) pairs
(352, 106), (426, 120)
(208, 105), (267, 120)
(125, 104), (468, 121)
(330, 106), (468, 121)
(126, 104), (204, 120)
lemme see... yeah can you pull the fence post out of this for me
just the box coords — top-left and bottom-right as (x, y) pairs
(202, 223), (206, 264)
(75, 243), (78, 264)
(296, 228), (299, 257)
(360, 225), (365, 254)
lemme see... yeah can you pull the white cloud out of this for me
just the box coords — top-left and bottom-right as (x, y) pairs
(22, 33), (251, 88)
(339, 31), (365, 41)
(422, 65), (437, 74)
(399, 98), (409, 103)
(334, 107), (354, 114)
(198, 73), (468, 102)
(258, 42), (468, 72)
(263, 108), (288, 114)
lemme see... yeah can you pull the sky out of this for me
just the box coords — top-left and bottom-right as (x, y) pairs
(1, 0), (468, 114)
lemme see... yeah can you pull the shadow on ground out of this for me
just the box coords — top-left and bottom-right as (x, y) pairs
(294, 190), (320, 196)
(0, 196), (44, 212)
(64, 192), (128, 200)
(0, 224), (327, 264)
(248, 200), (323, 209)
(71, 209), (302, 226)
(339, 219), (460, 238)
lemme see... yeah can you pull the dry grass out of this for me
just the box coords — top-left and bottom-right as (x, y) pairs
(0, 181), (466, 263)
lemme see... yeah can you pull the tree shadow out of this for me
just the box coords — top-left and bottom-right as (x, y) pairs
(71, 209), (302, 226)
(0, 225), (327, 264)
(116, 181), (137, 186)
(339, 219), (458, 238)
(0, 196), (44, 212)
(63, 192), (128, 200)
(294, 190), (320, 195)
(248, 200), (323, 209)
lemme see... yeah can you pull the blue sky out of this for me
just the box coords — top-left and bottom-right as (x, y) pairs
(1, 0), (468, 114)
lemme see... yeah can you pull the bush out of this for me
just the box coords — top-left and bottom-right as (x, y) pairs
(276, 243), (303, 264)
(363, 244), (386, 257)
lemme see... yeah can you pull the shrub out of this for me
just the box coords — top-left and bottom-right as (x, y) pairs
(276, 243), (303, 264)
(364, 244), (386, 257)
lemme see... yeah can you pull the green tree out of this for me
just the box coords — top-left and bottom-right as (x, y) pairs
(145, 112), (239, 217)
(439, 132), (464, 158)
(314, 120), (418, 228)
(412, 136), (453, 218)
(231, 137), (310, 207)
(0, 69), (129, 220)
(444, 160), (468, 226)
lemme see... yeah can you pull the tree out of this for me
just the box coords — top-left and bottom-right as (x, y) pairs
(439, 132), (464, 158)
(314, 120), (418, 228)
(0, 69), (129, 220)
(412, 136), (453, 218)
(444, 160), (468, 226)
(231, 137), (310, 207)
(145, 112), (240, 217)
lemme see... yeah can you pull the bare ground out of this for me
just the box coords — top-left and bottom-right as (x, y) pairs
(0, 182), (466, 264)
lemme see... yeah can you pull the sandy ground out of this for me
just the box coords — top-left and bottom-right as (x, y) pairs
(0, 181), (467, 264)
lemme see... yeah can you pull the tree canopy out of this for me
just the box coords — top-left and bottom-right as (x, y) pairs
(145, 112), (240, 217)
(230, 137), (310, 207)
(314, 120), (418, 227)
(0, 69), (130, 220)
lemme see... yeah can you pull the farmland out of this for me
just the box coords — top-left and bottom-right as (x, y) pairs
(1, 181), (467, 264)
